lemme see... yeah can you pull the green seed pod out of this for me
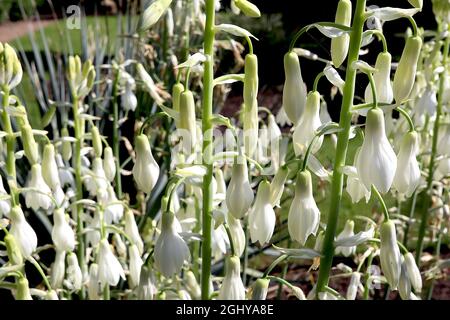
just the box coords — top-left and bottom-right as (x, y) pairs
(233, 0), (261, 18)
(393, 36), (422, 103)
(4, 233), (23, 266)
(282, 51), (307, 125)
(243, 54), (259, 157)
(172, 82), (184, 128)
(91, 126), (102, 158)
(16, 277), (32, 300)
(61, 127), (72, 161)
(179, 90), (197, 153)
(21, 124), (39, 165)
(331, 0), (352, 68)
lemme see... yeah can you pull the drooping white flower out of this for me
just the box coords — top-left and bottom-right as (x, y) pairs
(112, 233), (127, 258)
(56, 154), (75, 187)
(226, 211), (246, 257)
(122, 78), (138, 112)
(250, 278), (270, 300)
(346, 272), (361, 300)
(128, 244), (143, 288)
(66, 252), (83, 291)
(185, 270), (201, 300)
(282, 51), (307, 125)
(416, 87), (437, 117)
(398, 256), (411, 300)
(249, 180), (276, 245)
(404, 252), (422, 293)
(132, 134), (160, 194)
(437, 125), (450, 156)
(270, 165), (289, 207)
(344, 160), (371, 204)
(226, 155), (254, 219)
(393, 131), (421, 197)
(9, 206), (37, 258)
(84, 157), (108, 197)
(124, 209), (144, 254)
(42, 144), (61, 191)
(103, 185), (124, 224)
(103, 147), (116, 182)
(137, 265), (157, 300)
(356, 108), (397, 193)
(97, 238), (126, 287)
(212, 224), (229, 260)
(288, 170), (320, 245)
(293, 91), (323, 156)
(335, 220), (356, 257)
(154, 211), (190, 278)
(275, 106), (292, 127)
(0, 176), (11, 217)
(87, 263), (100, 300)
(51, 250), (66, 289)
(51, 208), (75, 252)
(25, 164), (53, 211)
(436, 157), (450, 179)
(380, 220), (402, 290)
(218, 255), (246, 300)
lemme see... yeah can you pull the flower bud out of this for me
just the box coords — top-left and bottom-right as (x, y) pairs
(122, 78), (137, 112)
(51, 250), (66, 289)
(270, 165), (289, 207)
(356, 108), (397, 193)
(16, 277), (32, 300)
(66, 252), (83, 291)
(42, 144), (60, 190)
(0, 176), (11, 217)
(336, 220), (356, 257)
(243, 54), (259, 157)
(282, 51), (307, 125)
(346, 272), (361, 300)
(129, 244), (144, 288)
(226, 156), (254, 219)
(179, 90), (197, 154)
(103, 146), (116, 182)
(291, 286), (307, 300)
(9, 206), (37, 258)
(288, 170), (320, 245)
(4, 233), (23, 265)
(380, 220), (402, 290)
(393, 36), (422, 103)
(91, 126), (102, 158)
(21, 124), (39, 165)
(125, 209), (144, 254)
(227, 212), (246, 257)
(408, 0), (423, 10)
(293, 91), (323, 156)
(393, 131), (421, 197)
(249, 180), (276, 245)
(132, 134), (160, 194)
(140, 0), (173, 31)
(172, 82), (184, 128)
(137, 265), (157, 300)
(185, 270), (201, 299)
(233, 0), (261, 18)
(399, 257), (411, 300)
(404, 252), (422, 293)
(251, 278), (270, 300)
(331, 0), (352, 68)
(61, 127), (72, 161)
(154, 211), (190, 277)
(87, 263), (100, 300)
(52, 208), (75, 252)
(218, 255), (246, 300)
(364, 52), (393, 104)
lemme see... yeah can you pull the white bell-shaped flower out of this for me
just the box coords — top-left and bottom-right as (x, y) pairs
(404, 252), (422, 293)
(275, 106), (292, 127)
(250, 278), (270, 300)
(346, 272), (361, 300)
(66, 252), (83, 291)
(128, 244), (143, 288)
(282, 51), (307, 125)
(270, 165), (289, 207)
(437, 125), (450, 156)
(398, 256), (411, 300)
(103, 147), (116, 182)
(248, 180), (276, 245)
(51, 208), (75, 252)
(416, 87), (437, 117)
(154, 211), (190, 278)
(122, 78), (138, 112)
(124, 210), (144, 254)
(288, 170), (320, 245)
(335, 220), (356, 257)
(51, 250), (66, 289)
(218, 255), (246, 300)
(226, 156), (254, 219)
(0, 176), (11, 217)
(344, 161), (371, 204)
(97, 238), (126, 286)
(226, 211), (246, 257)
(293, 91), (323, 156)
(87, 263), (100, 300)
(9, 206), (37, 258)
(137, 265), (157, 300)
(112, 233), (127, 258)
(356, 108), (397, 193)
(393, 131), (421, 197)
(42, 144), (61, 190)
(364, 52), (393, 104)
(212, 224), (230, 260)
(84, 157), (108, 197)
(380, 220), (402, 290)
(132, 134), (160, 194)
(103, 185), (124, 224)
(25, 164), (53, 211)
(436, 157), (450, 179)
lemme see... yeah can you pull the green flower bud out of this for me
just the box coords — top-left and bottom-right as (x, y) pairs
(408, 0), (423, 10)
(393, 36), (422, 103)
(16, 277), (32, 300)
(4, 233), (23, 266)
(380, 220), (402, 290)
(179, 90), (197, 154)
(243, 54), (259, 157)
(251, 278), (270, 300)
(91, 126), (102, 158)
(270, 165), (289, 207)
(282, 51), (307, 125)
(233, 0), (261, 18)
(61, 127), (72, 161)
(172, 82), (184, 128)
(21, 124), (39, 165)
(331, 0), (352, 68)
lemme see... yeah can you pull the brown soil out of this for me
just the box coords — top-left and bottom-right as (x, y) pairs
(0, 19), (53, 43)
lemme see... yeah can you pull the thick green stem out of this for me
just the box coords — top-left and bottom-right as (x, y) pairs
(112, 70), (122, 198)
(315, 0), (366, 296)
(200, 0), (215, 300)
(72, 96), (86, 299)
(416, 34), (450, 264)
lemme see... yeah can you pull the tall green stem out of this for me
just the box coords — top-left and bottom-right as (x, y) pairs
(315, 0), (366, 296)
(112, 70), (122, 198)
(200, 0), (215, 300)
(72, 96), (86, 299)
(416, 34), (450, 264)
